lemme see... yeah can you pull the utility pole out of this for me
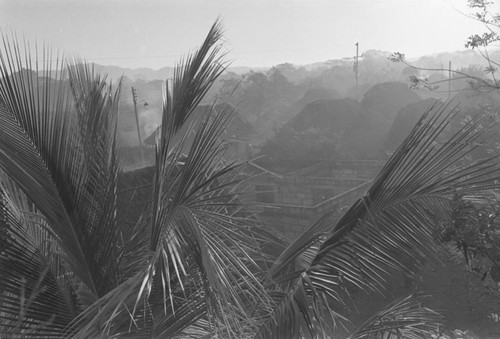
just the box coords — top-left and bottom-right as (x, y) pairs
(131, 86), (145, 166)
(354, 42), (359, 89)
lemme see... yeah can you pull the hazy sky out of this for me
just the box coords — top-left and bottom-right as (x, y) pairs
(0, 0), (489, 70)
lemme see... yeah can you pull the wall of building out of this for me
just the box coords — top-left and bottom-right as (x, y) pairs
(258, 181), (371, 240)
(247, 159), (384, 240)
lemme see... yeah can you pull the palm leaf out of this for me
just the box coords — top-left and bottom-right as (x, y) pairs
(258, 102), (500, 338)
(0, 40), (94, 291)
(0, 176), (77, 337)
(66, 60), (123, 296)
(347, 294), (443, 339)
(65, 20), (272, 338)
(0, 34), (122, 335)
(69, 101), (268, 339)
(269, 210), (336, 287)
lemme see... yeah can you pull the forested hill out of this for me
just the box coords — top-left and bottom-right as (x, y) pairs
(105, 49), (500, 161)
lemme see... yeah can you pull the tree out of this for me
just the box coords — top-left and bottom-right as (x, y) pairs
(391, 0), (499, 92)
(1, 20), (500, 339)
(0, 21), (269, 338)
(260, 124), (350, 161)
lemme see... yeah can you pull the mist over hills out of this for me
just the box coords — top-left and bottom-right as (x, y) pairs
(94, 64), (267, 82)
(91, 47), (500, 167)
(94, 49), (498, 82)
(412, 49), (500, 70)
(260, 82), (424, 160)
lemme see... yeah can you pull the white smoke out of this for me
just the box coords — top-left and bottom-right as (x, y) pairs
(139, 106), (162, 139)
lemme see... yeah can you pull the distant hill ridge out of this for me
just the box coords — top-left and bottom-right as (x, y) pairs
(91, 64), (268, 82)
(61, 49), (497, 82)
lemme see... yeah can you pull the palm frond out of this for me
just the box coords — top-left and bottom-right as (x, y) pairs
(348, 294), (443, 339)
(269, 210), (336, 286)
(69, 103), (269, 339)
(158, 18), (227, 146)
(0, 177), (77, 337)
(0, 33), (123, 335)
(64, 20), (272, 338)
(66, 60), (123, 296)
(258, 102), (500, 338)
(147, 103), (269, 337)
(0, 38), (97, 294)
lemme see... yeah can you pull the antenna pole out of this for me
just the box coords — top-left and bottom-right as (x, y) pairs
(354, 42), (359, 89)
(131, 86), (145, 166)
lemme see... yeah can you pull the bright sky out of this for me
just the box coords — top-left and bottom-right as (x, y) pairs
(0, 0), (489, 70)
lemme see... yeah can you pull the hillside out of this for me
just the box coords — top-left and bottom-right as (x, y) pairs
(360, 82), (422, 121)
(143, 103), (257, 146)
(384, 98), (441, 152)
(261, 97), (390, 160)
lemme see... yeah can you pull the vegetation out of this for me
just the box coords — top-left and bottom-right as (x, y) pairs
(437, 192), (500, 285)
(260, 124), (348, 161)
(1, 20), (500, 338)
(391, 0), (499, 92)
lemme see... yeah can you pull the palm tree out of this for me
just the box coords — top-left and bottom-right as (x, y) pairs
(1, 20), (499, 338)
